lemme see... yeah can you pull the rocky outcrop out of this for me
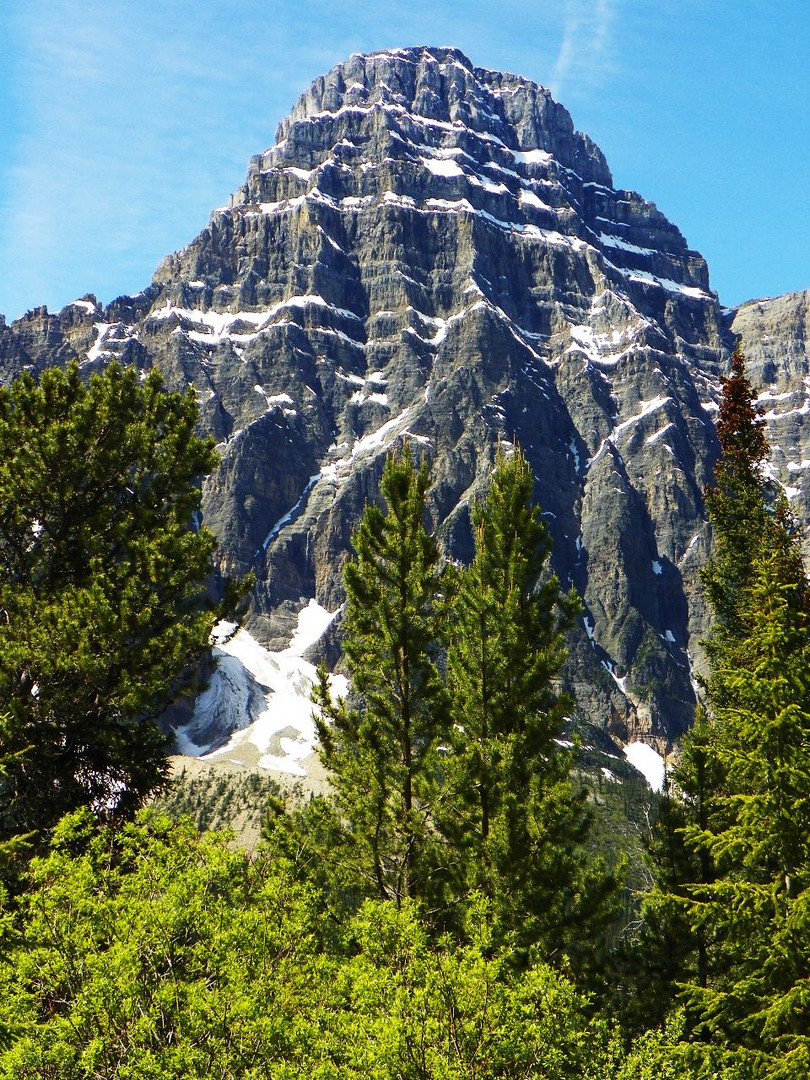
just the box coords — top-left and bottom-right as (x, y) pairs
(731, 294), (810, 551)
(0, 46), (744, 749)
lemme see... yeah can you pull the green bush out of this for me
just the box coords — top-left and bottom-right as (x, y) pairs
(0, 809), (621, 1079)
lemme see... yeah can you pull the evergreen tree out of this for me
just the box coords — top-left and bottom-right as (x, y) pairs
(311, 444), (449, 907)
(0, 362), (219, 847)
(644, 347), (810, 1072)
(636, 706), (723, 1029)
(642, 347), (771, 1014)
(0, 715), (34, 885)
(440, 449), (612, 960)
(702, 343), (772, 689)
(677, 540), (810, 1075)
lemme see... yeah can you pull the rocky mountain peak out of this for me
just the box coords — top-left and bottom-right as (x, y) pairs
(155, 45), (713, 349)
(273, 45), (612, 190)
(1, 48), (751, 762)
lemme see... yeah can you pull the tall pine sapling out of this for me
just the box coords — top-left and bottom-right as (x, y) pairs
(637, 705), (723, 1029)
(441, 448), (613, 960)
(311, 444), (449, 907)
(642, 346), (773, 1016)
(702, 343), (772, 683)
(676, 537), (810, 1075)
(646, 347), (810, 1074)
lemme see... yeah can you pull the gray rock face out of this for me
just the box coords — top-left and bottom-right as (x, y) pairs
(731, 293), (810, 550)
(0, 46), (738, 748)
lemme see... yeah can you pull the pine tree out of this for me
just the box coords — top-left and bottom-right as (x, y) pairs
(636, 348), (772, 1029)
(311, 444), (449, 906)
(0, 714), (35, 885)
(0, 362), (219, 847)
(644, 347), (810, 1072)
(440, 449), (611, 959)
(677, 539), (810, 1075)
(702, 343), (772, 688)
(636, 706), (723, 1029)
(643, 348), (769, 996)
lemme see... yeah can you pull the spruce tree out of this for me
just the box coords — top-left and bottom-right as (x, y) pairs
(645, 347), (810, 1072)
(0, 362), (219, 847)
(311, 444), (449, 906)
(636, 705), (723, 1028)
(702, 343), (772, 689)
(440, 449), (610, 959)
(643, 348), (770, 1002)
(677, 539), (810, 1075)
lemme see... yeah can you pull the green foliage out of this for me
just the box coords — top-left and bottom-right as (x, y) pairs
(701, 344), (773, 692)
(0, 810), (325, 1079)
(610, 1012), (689, 1080)
(0, 809), (623, 1079)
(312, 444), (450, 907)
(295, 446), (623, 978)
(643, 347), (810, 1074)
(581, 758), (653, 893)
(440, 449), (620, 961)
(676, 550), (810, 1072)
(0, 362), (219, 849)
(640, 348), (772, 1024)
(0, 713), (35, 882)
(443, 450), (579, 843)
(327, 900), (619, 1080)
(634, 706), (724, 1028)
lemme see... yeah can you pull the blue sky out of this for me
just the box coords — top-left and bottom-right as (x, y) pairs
(2, 0), (808, 321)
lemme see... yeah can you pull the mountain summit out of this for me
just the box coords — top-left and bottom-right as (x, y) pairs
(1, 47), (745, 750)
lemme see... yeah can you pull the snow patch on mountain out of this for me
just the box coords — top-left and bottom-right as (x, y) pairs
(174, 602), (346, 775)
(420, 155), (464, 177)
(622, 741), (666, 791)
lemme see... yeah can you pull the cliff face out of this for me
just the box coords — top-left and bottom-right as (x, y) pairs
(731, 293), (810, 537)
(0, 47), (741, 748)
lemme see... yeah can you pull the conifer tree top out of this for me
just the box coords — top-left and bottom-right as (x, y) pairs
(714, 345), (768, 482)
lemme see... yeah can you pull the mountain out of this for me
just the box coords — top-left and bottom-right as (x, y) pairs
(730, 292), (810, 504)
(3, 45), (792, 762)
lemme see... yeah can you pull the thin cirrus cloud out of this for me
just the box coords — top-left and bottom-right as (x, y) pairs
(549, 0), (615, 98)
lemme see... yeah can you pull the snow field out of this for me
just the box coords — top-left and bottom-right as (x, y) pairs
(176, 601), (345, 775)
